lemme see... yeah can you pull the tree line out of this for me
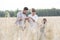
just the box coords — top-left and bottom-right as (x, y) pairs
(0, 8), (60, 17)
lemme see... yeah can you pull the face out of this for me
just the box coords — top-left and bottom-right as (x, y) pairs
(23, 10), (28, 14)
(31, 12), (36, 16)
(43, 19), (47, 24)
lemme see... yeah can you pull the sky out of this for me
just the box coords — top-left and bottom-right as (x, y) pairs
(0, 0), (60, 10)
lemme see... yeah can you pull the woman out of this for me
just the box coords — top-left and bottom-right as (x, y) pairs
(27, 8), (38, 40)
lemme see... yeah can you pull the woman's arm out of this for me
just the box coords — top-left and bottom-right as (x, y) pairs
(29, 17), (35, 22)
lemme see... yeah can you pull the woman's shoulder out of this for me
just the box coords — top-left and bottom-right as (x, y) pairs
(35, 14), (38, 17)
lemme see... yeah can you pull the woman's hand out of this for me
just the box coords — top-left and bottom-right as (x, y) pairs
(29, 17), (35, 22)
(25, 17), (29, 20)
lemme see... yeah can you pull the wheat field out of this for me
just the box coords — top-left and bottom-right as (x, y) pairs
(0, 16), (60, 40)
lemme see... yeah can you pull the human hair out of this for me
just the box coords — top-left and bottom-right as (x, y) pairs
(43, 18), (47, 24)
(32, 8), (36, 12)
(23, 7), (28, 10)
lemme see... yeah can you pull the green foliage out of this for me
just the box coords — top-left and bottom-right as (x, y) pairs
(5, 10), (10, 17)
(0, 8), (60, 17)
(0, 11), (5, 17)
(14, 9), (19, 17)
(36, 8), (60, 16)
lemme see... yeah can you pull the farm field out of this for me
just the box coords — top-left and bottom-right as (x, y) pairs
(0, 16), (60, 40)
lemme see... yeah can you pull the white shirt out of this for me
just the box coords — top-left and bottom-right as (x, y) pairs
(16, 12), (26, 27)
(28, 14), (38, 24)
(28, 14), (38, 28)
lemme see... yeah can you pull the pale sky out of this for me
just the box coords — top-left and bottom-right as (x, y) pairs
(0, 0), (60, 10)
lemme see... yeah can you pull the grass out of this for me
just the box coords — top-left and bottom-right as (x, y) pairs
(0, 16), (60, 40)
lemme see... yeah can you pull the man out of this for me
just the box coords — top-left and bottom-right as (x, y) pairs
(16, 7), (28, 30)
(15, 7), (28, 40)
(27, 8), (38, 40)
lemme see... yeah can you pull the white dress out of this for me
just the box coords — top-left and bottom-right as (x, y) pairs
(27, 14), (38, 40)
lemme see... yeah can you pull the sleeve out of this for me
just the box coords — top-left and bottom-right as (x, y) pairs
(17, 12), (22, 21)
(17, 12), (22, 18)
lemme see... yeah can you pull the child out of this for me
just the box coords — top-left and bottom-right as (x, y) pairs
(40, 18), (47, 40)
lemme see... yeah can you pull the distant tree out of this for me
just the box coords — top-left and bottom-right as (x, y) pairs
(0, 8), (60, 17)
(14, 8), (19, 17)
(5, 10), (10, 17)
(0, 11), (5, 17)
